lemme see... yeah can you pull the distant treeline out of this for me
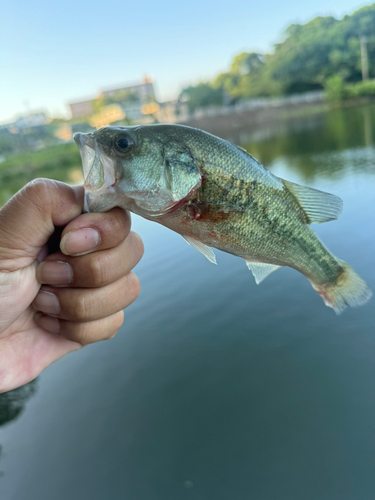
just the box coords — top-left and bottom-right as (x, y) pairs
(180, 4), (375, 111)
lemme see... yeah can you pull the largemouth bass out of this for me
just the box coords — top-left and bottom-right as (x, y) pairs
(74, 124), (371, 313)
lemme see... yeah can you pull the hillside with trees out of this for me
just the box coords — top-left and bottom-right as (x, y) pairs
(180, 4), (375, 110)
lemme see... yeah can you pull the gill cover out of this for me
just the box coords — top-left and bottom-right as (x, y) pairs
(118, 145), (202, 217)
(159, 149), (202, 212)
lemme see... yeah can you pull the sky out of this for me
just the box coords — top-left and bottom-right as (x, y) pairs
(0, 0), (370, 124)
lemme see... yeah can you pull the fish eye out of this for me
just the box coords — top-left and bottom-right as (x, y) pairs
(113, 134), (134, 155)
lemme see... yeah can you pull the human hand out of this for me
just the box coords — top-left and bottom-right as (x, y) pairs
(0, 179), (143, 393)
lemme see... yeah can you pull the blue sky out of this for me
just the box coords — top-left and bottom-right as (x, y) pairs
(0, 0), (370, 124)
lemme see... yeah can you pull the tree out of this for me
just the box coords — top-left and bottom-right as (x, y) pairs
(178, 4), (375, 105)
(214, 52), (274, 100)
(267, 5), (375, 92)
(324, 75), (346, 102)
(179, 83), (223, 113)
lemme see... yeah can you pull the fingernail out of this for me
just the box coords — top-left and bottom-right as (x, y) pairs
(34, 312), (60, 334)
(37, 261), (72, 285)
(33, 290), (60, 315)
(60, 228), (100, 256)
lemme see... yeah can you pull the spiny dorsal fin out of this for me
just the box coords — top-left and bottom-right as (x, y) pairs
(183, 236), (217, 265)
(282, 179), (343, 224)
(245, 260), (280, 284)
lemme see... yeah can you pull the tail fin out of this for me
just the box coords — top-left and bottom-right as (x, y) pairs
(314, 261), (372, 314)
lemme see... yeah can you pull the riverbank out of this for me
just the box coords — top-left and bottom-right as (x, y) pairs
(178, 94), (375, 138)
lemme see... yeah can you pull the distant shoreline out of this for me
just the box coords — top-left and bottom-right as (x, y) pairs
(177, 96), (375, 138)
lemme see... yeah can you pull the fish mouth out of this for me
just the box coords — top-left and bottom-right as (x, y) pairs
(74, 132), (118, 213)
(74, 132), (116, 189)
(73, 132), (96, 183)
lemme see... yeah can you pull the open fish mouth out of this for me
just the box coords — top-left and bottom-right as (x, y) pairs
(74, 133), (115, 186)
(74, 132), (118, 212)
(73, 132), (96, 183)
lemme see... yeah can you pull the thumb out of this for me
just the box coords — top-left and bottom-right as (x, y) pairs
(0, 179), (84, 271)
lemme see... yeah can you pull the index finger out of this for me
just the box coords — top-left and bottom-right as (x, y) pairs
(60, 208), (131, 256)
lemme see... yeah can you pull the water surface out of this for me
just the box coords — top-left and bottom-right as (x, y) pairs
(1, 104), (375, 500)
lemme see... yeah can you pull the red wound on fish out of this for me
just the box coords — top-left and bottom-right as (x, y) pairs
(186, 201), (241, 223)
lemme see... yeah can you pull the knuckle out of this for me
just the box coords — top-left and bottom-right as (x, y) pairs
(129, 231), (144, 259)
(88, 254), (107, 287)
(68, 321), (95, 345)
(109, 208), (130, 239)
(107, 312), (124, 339)
(126, 272), (141, 300)
(22, 179), (53, 211)
(72, 294), (90, 321)
(75, 325), (91, 345)
(115, 310), (124, 329)
(27, 178), (50, 193)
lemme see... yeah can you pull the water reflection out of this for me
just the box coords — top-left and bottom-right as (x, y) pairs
(363, 107), (373, 148)
(230, 103), (375, 182)
(246, 104), (374, 158)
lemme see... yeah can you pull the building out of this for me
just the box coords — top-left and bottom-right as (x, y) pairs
(69, 99), (95, 119)
(154, 100), (189, 123)
(102, 77), (155, 103)
(68, 77), (156, 120)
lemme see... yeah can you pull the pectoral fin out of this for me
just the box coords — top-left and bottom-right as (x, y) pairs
(183, 236), (217, 265)
(245, 260), (280, 284)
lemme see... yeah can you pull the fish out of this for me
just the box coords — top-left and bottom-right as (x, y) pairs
(74, 124), (372, 314)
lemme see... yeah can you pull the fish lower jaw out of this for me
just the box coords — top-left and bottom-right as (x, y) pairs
(85, 188), (124, 213)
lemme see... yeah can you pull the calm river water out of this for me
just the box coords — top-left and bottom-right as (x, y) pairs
(1, 104), (375, 500)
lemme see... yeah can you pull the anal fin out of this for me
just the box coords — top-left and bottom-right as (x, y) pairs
(183, 236), (217, 265)
(245, 260), (280, 284)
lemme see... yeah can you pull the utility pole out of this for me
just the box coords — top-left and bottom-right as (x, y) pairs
(360, 36), (369, 81)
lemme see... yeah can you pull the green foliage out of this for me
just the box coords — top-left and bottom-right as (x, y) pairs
(345, 79), (375, 97)
(268, 4), (375, 92)
(0, 142), (82, 206)
(230, 52), (265, 75)
(92, 97), (104, 113)
(179, 83), (224, 112)
(0, 142), (80, 171)
(0, 135), (19, 156)
(325, 77), (375, 101)
(324, 75), (347, 102)
(0, 123), (63, 157)
(213, 52), (278, 100)
(103, 90), (140, 106)
(180, 4), (375, 110)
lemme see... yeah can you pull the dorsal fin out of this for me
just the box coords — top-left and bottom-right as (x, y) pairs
(282, 180), (343, 224)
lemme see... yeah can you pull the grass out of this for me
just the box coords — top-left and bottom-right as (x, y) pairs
(0, 142), (83, 207)
(0, 142), (81, 171)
